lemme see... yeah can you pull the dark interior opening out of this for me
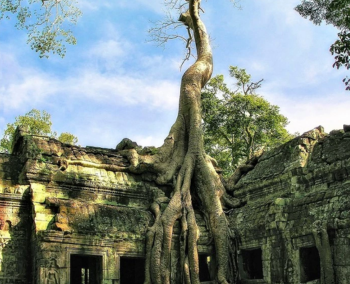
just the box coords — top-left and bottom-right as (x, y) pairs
(120, 257), (145, 284)
(328, 229), (336, 246)
(198, 254), (212, 282)
(241, 248), (263, 279)
(70, 254), (102, 284)
(300, 246), (321, 283)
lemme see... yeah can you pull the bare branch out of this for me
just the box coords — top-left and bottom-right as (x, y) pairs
(246, 79), (264, 94)
(147, 1), (199, 67)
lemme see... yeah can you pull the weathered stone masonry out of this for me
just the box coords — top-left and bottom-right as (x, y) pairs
(229, 126), (350, 284)
(0, 125), (349, 284)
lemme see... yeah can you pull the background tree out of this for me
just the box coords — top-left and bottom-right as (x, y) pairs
(295, 0), (350, 89)
(0, 0), (81, 57)
(58, 132), (78, 145)
(201, 66), (293, 177)
(0, 109), (78, 153)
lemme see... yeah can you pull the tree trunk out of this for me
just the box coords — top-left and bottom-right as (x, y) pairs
(123, 1), (239, 283)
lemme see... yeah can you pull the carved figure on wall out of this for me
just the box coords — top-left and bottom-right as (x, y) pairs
(14, 186), (22, 194)
(3, 187), (11, 194)
(1, 185), (28, 194)
(53, 206), (72, 234)
(46, 259), (60, 284)
(284, 258), (294, 283)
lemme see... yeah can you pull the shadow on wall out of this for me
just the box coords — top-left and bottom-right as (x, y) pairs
(0, 188), (32, 283)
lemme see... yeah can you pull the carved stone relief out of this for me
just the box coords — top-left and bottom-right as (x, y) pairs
(52, 206), (72, 234)
(45, 259), (60, 284)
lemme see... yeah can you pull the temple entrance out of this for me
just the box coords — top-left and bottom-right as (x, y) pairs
(120, 257), (145, 284)
(300, 246), (321, 283)
(240, 248), (264, 280)
(198, 254), (213, 282)
(70, 254), (102, 284)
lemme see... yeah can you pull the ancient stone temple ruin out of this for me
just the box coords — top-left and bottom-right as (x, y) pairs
(0, 125), (350, 284)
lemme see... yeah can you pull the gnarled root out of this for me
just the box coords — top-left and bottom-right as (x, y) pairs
(146, 154), (201, 284)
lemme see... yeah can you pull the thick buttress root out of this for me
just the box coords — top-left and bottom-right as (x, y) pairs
(144, 152), (235, 284)
(144, 155), (198, 284)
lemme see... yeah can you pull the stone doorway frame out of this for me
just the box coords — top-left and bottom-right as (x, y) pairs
(66, 247), (109, 283)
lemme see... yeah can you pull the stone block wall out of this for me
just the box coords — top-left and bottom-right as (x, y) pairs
(229, 127), (350, 284)
(12, 134), (161, 284)
(0, 153), (31, 283)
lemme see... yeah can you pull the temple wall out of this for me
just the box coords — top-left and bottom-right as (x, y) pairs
(0, 126), (349, 284)
(0, 153), (31, 283)
(229, 127), (350, 284)
(13, 135), (159, 284)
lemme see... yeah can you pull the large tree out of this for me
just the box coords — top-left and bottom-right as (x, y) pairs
(2, 1), (240, 283)
(115, 1), (241, 283)
(295, 0), (350, 89)
(202, 66), (293, 177)
(0, 109), (78, 153)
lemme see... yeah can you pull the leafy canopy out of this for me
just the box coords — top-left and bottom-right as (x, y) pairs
(58, 132), (78, 145)
(0, 0), (81, 58)
(295, 0), (350, 90)
(0, 109), (78, 153)
(201, 66), (293, 176)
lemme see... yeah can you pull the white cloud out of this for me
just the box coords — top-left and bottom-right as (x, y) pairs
(213, 0), (340, 90)
(286, 101), (350, 135)
(2, 75), (57, 109)
(0, 51), (59, 112)
(84, 37), (133, 71)
(87, 39), (130, 60)
(1, 66), (179, 113)
(67, 109), (176, 148)
(259, 87), (350, 135)
(133, 135), (166, 148)
(0, 34), (180, 113)
(63, 70), (179, 110)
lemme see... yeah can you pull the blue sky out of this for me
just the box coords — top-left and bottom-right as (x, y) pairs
(0, 0), (349, 148)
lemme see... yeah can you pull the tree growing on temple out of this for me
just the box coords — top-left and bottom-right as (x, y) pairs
(0, 109), (78, 153)
(201, 66), (293, 177)
(113, 1), (243, 283)
(1, 1), (251, 283)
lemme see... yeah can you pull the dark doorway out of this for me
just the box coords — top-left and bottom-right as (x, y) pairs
(241, 248), (263, 279)
(300, 246), (321, 283)
(120, 257), (145, 284)
(199, 254), (212, 282)
(70, 254), (102, 284)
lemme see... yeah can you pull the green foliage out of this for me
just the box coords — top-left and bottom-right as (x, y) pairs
(330, 30), (350, 90)
(58, 132), (78, 145)
(201, 66), (293, 177)
(0, 109), (53, 153)
(295, 0), (350, 90)
(0, 0), (81, 58)
(295, 0), (350, 28)
(0, 109), (78, 153)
